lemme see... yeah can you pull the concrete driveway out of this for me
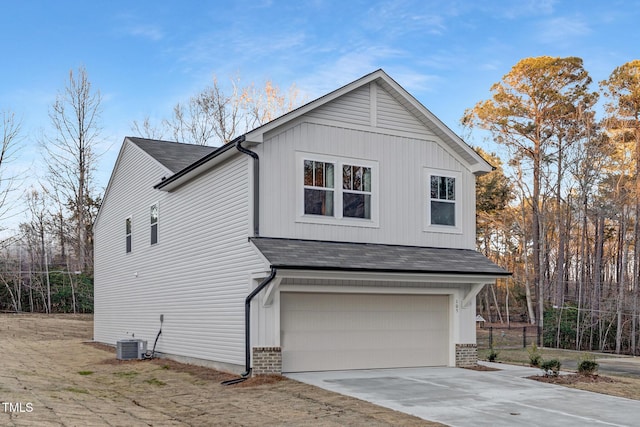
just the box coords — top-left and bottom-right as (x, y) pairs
(287, 363), (640, 426)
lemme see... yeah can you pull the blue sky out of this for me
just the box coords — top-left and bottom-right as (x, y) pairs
(1, 0), (639, 231)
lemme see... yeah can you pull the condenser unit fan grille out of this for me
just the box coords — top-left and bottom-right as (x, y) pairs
(116, 339), (147, 360)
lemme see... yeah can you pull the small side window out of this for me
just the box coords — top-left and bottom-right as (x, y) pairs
(125, 217), (132, 253)
(430, 175), (456, 226)
(150, 203), (158, 245)
(424, 168), (461, 234)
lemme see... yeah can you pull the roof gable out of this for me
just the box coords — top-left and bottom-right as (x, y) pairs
(152, 69), (493, 191)
(244, 69), (492, 174)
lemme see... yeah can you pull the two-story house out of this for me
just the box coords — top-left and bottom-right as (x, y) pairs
(93, 69), (509, 376)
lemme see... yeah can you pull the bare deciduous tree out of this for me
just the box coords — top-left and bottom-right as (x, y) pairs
(131, 116), (166, 140)
(0, 110), (23, 229)
(132, 74), (303, 146)
(41, 66), (102, 273)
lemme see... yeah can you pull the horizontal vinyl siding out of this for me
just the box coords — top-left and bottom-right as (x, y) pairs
(259, 121), (475, 248)
(306, 84), (370, 126)
(95, 148), (263, 366)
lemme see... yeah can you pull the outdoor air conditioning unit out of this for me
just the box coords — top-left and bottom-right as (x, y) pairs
(116, 339), (147, 360)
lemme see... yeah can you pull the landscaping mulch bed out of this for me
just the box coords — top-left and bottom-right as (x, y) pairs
(462, 364), (501, 371)
(529, 373), (617, 385)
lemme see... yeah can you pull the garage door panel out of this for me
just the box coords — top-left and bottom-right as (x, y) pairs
(281, 292), (449, 372)
(284, 329), (434, 350)
(284, 311), (440, 331)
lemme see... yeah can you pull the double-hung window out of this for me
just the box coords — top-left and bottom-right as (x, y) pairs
(425, 168), (461, 232)
(342, 164), (372, 219)
(298, 153), (378, 226)
(304, 160), (334, 216)
(150, 203), (158, 245)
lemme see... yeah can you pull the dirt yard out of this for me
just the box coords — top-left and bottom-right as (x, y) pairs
(0, 314), (439, 426)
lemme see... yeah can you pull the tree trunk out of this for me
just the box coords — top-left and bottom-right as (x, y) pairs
(533, 149), (543, 346)
(616, 212), (627, 354)
(491, 284), (504, 324)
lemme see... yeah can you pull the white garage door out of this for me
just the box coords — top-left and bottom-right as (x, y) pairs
(280, 292), (449, 372)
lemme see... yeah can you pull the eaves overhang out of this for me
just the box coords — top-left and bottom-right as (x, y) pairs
(154, 136), (246, 191)
(250, 237), (511, 280)
(273, 267), (509, 284)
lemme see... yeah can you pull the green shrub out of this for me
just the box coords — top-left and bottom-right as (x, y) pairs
(540, 359), (561, 377)
(487, 348), (499, 362)
(577, 355), (599, 376)
(527, 343), (542, 367)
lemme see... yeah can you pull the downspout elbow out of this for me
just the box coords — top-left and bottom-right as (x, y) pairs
(241, 267), (277, 378)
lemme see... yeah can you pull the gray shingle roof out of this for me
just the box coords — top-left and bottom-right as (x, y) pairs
(128, 137), (217, 173)
(251, 237), (510, 276)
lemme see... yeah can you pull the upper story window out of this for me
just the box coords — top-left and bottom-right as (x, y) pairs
(424, 168), (461, 233)
(297, 152), (378, 227)
(430, 175), (455, 226)
(304, 160), (334, 216)
(125, 217), (132, 253)
(342, 165), (371, 219)
(150, 203), (158, 245)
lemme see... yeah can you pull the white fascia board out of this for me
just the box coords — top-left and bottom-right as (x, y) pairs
(156, 146), (241, 192)
(95, 137), (174, 230)
(276, 269), (502, 284)
(376, 76), (493, 174)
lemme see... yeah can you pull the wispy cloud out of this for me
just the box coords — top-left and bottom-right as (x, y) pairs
(296, 46), (407, 97)
(127, 25), (164, 41)
(114, 12), (164, 41)
(389, 68), (441, 93)
(364, 2), (449, 38)
(536, 16), (591, 45)
(500, 0), (556, 19)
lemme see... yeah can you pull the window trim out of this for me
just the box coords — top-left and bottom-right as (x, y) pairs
(423, 168), (462, 234)
(150, 202), (159, 246)
(296, 152), (379, 227)
(125, 216), (132, 253)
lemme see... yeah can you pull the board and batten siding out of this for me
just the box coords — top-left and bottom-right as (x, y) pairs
(95, 143), (264, 368)
(258, 121), (476, 249)
(257, 81), (476, 248)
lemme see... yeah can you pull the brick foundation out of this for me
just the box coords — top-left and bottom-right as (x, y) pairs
(455, 343), (478, 367)
(252, 347), (282, 375)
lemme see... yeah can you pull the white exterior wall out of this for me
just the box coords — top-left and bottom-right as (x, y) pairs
(95, 142), (265, 368)
(258, 122), (476, 248)
(460, 296), (477, 343)
(257, 82), (477, 249)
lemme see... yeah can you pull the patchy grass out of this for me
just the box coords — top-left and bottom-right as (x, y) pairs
(144, 377), (166, 386)
(2, 313), (437, 426)
(113, 371), (139, 378)
(65, 386), (89, 394)
(567, 376), (640, 400)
